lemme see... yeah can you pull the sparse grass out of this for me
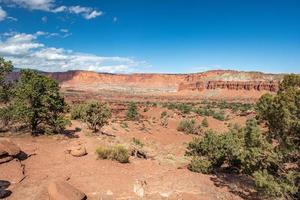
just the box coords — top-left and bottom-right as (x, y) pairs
(132, 137), (144, 147)
(96, 144), (129, 163)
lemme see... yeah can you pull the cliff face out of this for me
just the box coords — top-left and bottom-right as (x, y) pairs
(48, 70), (281, 93)
(7, 70), (284, 101)
(178, 80), (279, 92)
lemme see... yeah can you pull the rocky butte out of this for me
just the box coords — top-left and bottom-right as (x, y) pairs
(8, 70), (283, 102)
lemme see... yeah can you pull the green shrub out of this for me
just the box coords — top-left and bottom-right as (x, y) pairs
(201, 117), (209, 127)
(70, 104), (87, 120)
(253, 170), (299, 199)
(13, 69), (69, 134)
(177, 103), (193, 114)
(163, 103), (193, 114)
(194, 107), (215, 117)
(96, 145), (129, 163)
(126, 102), (139, 120)
(82, 102), (111, 132)
(0, 57), (13, 104)
(188, 157), (213, 174)
(0, 105), (14, 128)
(177, 119), (200, 134)
(187, 120), (278, 172)
(212, 112), (225, 121)
(186, 118), (298, 198)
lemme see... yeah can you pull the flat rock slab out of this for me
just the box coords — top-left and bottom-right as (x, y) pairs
(0, 139), (21, 156)
(48, 181), (86, 200)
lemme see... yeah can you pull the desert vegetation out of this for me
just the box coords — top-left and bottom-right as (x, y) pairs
(1, 57), (299, 200)
(186, 74), (300, 199)
(71, 102), (111, 132)
(177, 119), (201, 135)
(96, 144), (130, 163)
(0, 59), (69, 135)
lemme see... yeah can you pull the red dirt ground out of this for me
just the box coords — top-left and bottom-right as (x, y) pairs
(1, 105), (254, 200)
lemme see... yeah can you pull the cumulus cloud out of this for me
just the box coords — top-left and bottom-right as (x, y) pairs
(0, 33), (44, 56)
(2, 0), (103, 20)
(0, 32), (144, 73)
(0, 6), (7, 21)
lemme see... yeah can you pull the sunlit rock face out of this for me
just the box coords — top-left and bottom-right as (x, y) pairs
(6, 69), (283, 101)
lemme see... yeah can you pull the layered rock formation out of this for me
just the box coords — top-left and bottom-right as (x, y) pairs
(178, 80), (279, 92)
(48, 70), (281, 93)
(7, 69), (284, 101)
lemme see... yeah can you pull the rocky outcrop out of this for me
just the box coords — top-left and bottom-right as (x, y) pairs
(65, 141), (87, 157)
(0, 139), (21, 164)
(7, 70), (284, 101)
(48, 181), (86, 200)
(47, 70), (281, 93)
(178, 80), (279, 92)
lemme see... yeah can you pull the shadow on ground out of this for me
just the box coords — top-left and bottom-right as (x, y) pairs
(210, 173), (259, 200)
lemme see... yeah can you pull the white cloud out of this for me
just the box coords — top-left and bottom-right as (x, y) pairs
(68, 6), (103, 20)
(0, 32), (145, 73)
(51, 5), (66, 13)
(2, 0), (103, 20)
(83, 10), (102, 20)
(7, 16), (17, 21)
(0, 6), (7, 21)
(60, 29), (68, 33)
(4, 0), (55, 11)
(0, 33), (44, 55)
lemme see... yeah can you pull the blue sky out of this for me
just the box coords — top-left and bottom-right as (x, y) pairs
(0, 0), (299, 73)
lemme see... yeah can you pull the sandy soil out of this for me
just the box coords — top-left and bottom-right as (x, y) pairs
(0, 106), (253, 200)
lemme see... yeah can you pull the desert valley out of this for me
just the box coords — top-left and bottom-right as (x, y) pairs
(1, 66), (299, 200)
(0, 1), (299, 199)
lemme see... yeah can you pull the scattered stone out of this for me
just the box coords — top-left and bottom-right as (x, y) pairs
(131, 148), (147, 159)
(0, 180), (11, 199)
(0, 189), (12, 199)
(66, 141), (87, 157)
(48, 180), (86, 200)
(70, 146), (87, 157)
(133, 180), (147, 198)
(0, 139), (21, 157)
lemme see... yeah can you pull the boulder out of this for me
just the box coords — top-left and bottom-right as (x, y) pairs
(0, 139), (21, 157)
(70, 146), (87, 157)
(48, 181), (86, 200)
(66, 143), (87, 157)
